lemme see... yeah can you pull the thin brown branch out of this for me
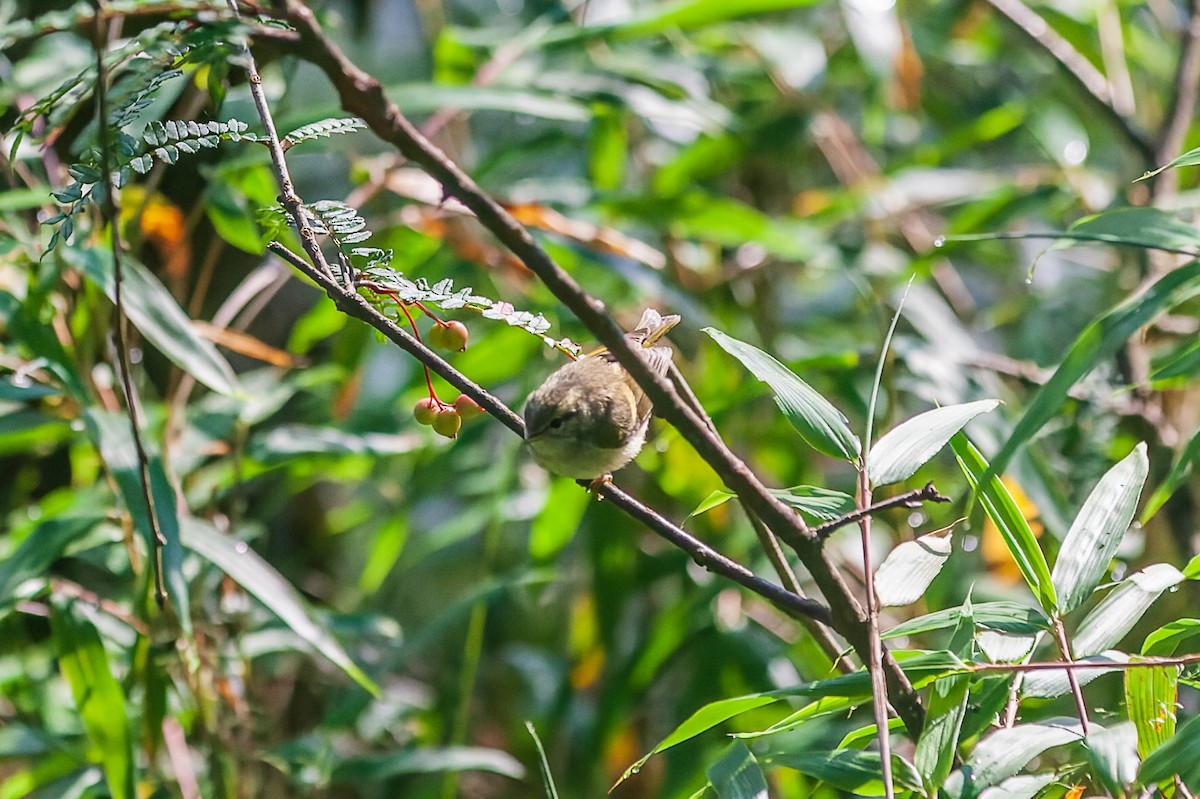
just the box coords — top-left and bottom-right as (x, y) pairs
(858, 468), (894, 799)
(271, 241), (836, 626)
(981, 0), (1155, 165)
(815, 482), (950, 540)
(269, 0), (927, 735)
(1051, 618), (1091, 733)
(92, 1), (168, 606)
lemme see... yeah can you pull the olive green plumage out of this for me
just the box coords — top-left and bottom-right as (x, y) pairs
(523, 309), (680, 480)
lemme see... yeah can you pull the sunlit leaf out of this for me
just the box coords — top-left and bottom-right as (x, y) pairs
(883, 601), (1050, 640)
(1139, 713), (1200, 789)
(331, 746), (524, 782)
(1072, 563), (1184, 657)
(868, 400), (999, 486)
(952, 434), (1056, 612)
(180, 518), (379, 696)
(874, 530), (953, 607)
(67, 248), (241, 397)
(51, 603), (134, 799)
(1086, 721), (1139, 797)
(1050, 443), (1148, 615)
(704, 328), (860, 461)
(1125, 665), (1178, 759)
(942, 721), (1082, 799)
(1141, 618), (1200, 656)
(1021, 652), (1128, 698)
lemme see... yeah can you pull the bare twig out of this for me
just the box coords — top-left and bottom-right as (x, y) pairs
(92, 0), (168, 606)
(270, 241), (836, 626)
(981, 0), (1155, 165)
(1051, 618), (1091, 733)
(815, 483), (950, 540)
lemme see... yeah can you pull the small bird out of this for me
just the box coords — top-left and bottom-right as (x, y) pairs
(524, 309), (681, 481)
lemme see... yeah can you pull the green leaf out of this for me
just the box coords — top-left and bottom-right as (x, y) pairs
(914, 606), (973, 791)
(1050, 443), (1148, 615)
(384, 83), (590, 121)
(525, 722), (560, 799)
(704, 327), (860, 461)
(1056, 207), (1200, 254)
(1141, 425), (1200, 524)
(1126, 665), (1178, 759)
(951, 434), (1056, 612)
(942, 721), (1082, 799)
(1141, 618), (1200, 656)
(874, 530), (953, 607)
(180, 518), (379, 696)
(707, 742), (769, 799)
(51, 603), (134, 799)
(1137, 144), (1200, 181)
(762, 750), (923, 796)
(67, 248), (241, 397)
(1072, 563), (1185, 658)
(0, 514), (105, 610)
(990, 259), (1200, 475)
(616, 693), (780, 786)
(1139, 713), (1200, 789)
(1087, 721), (1139, 797)
(883, 601), (1050, 640)
(331, 746), (524, 782)
(689, 485), (854, 522)
(1021, 652), (1128, 698)
(868, 400), (1000, 486)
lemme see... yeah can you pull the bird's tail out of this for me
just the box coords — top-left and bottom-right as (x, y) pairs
(628, 308), (681, 348)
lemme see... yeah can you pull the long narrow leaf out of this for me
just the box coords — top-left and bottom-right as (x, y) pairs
(704, 327), (860, 461)
(1139, 713), (1200, 789)
(181, 518), (379, 695)
(51, 603), (134, 799)
(1126, 665), (1178, 759)
(1050, 443), (1148, 615)
(991, 260), (1200, 474)
(1072, 564), (1184, 658)
(952, 434), (1056, 612)
(942, 721), (1082, 799)
(708, 742), (769, 799)
(68, 248), (241, 397)
(869, 400), (1000, 486)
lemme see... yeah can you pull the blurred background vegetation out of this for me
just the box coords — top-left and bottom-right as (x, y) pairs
(2, 0), (1200, 796)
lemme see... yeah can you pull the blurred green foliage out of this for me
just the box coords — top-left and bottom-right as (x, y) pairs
(3, 0), (1200, 796)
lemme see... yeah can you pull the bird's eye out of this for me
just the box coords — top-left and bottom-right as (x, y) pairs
(549, 418), (565, 429)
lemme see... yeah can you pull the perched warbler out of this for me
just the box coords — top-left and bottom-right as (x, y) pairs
(523, 309), (681, 481)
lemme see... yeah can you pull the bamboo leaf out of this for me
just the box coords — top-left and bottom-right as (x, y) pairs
(180, 518), (379, 696)
(51, 603), (134, 799)
(990, 260), (1200, 475)
(952, 434), (1056, 612)
(1050, 443), (1149, 615)
(1125, 665), (1178, 759)
(1072, 563), (1184, 658)
(869, 400), (999, 486)
(704, 327), (860, 461)
(707, 742), (769, 799)
(875, 530), (953, 607)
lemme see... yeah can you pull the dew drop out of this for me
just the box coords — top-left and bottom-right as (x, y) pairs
(234, 541), (249, 554)
(933, 236), (946, 248)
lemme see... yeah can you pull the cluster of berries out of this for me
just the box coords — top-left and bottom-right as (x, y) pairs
(411, 320), (483, 438)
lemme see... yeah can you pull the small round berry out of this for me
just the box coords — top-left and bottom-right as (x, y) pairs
(429, 320), (469, 352)
(453, 394), (484, 420)
(432, 407), (462, 439)
(413, 397), (439, 425)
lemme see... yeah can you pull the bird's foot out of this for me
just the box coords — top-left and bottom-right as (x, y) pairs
(587, 473), (614, 496)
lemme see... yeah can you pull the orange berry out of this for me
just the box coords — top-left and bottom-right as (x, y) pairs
(429, 320), (469, 352)
(453, 394), (484, 420)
